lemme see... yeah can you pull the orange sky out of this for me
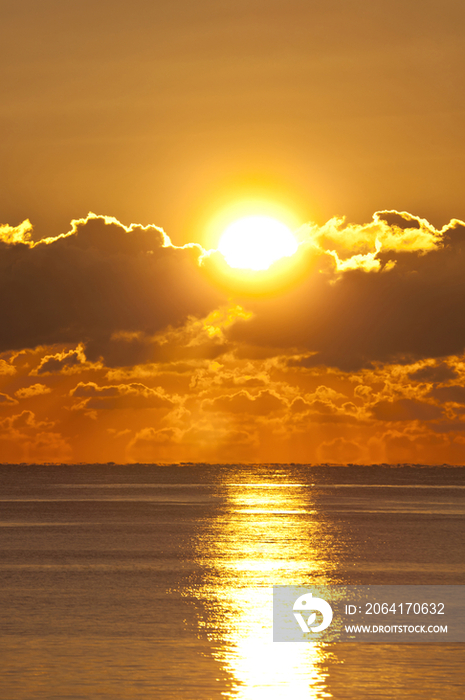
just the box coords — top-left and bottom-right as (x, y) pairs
(2, 1), (465, 463)
(3, 0), (465, 241)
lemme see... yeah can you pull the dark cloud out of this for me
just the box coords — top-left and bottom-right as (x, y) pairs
(376, 211), (421, 230)
(4, 210), (465, 379)
(36, 347), (86, 374)
(429, 385), (465, 404)
(203, 389), (285, 415)
(371, 398), (442, 422)
(70, 381), (174, 410)
(227, 219), (465, 370)
(286, 355), (320, 370)
(0, 214), (223, 365)
(408, 363), (459, 384)
(428, 417), (465, 433)
(0, 392), (18, 406)
(88, 332), (229, 368)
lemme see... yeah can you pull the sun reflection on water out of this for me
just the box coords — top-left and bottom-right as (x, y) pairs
(188, 478), (336, 698)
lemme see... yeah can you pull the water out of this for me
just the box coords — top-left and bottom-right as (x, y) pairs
(0, 463), (464, 699)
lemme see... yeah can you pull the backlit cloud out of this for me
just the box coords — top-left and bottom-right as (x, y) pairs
(34, 345), (91, 374)
(69, 381), (175, 411)
(371, 398), (443, 422)
(228, 214), (465, 370)
(15, 383), (52, 399)
(0, 359), (16, 376)
(203, 389), (285, 415)
(0, 213), (223, 363)
(0, 392), (18, 406)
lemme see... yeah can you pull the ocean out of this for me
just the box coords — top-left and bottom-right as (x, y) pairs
(0, 463), (464, 699)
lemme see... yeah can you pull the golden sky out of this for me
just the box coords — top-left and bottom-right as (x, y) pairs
(2, 1), (465, 463)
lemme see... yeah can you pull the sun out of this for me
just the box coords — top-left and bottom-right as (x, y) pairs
(218, 216), (299, 271)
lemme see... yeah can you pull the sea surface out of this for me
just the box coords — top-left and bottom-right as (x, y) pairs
(0, 463), (464, 699)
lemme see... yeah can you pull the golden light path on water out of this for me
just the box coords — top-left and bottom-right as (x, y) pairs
(188, 481), (337, 699)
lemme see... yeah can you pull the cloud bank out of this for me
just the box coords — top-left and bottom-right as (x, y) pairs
(1, 209), (465, 464)
(0, 214), (223, 364)
(228, 212), (465, 370)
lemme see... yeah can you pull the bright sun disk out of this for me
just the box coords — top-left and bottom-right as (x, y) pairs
(218, 216), (298, 271)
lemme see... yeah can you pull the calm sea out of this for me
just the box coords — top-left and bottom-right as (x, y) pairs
(0, 463), (464, 699)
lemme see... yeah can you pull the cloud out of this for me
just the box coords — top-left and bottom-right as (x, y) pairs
(21, 432), (72, 462)
(408, 362), (459, 384)
(297, 210), (442, 264)
(15, 383), (52, 399)
(0, 220), (33, 246)
(128, 426), (180, 447)
(0, 392), (18, 406)
(0, 359), (16, 376)
(286, 386), (363, 424)
(0, 412), (71, 461)
(429, 385), (465, 405)
(317, 437), (365, 463)
(227, 214), (465, 370)
(203, 389), (285, 415)
(0, 410), (54, 434)
(3, 208), (465, 464)
(373, 429), (465, 465)
(125, 422), (259, 462)
(69, 381), (174, 410)
(371, 398), (442, 422)
(0, 213), (223, 364)
(3, 209), (464, 375)
(94, 308), (234, 368)
(289, 397), (311, 413)
(34, 345), (89, 374)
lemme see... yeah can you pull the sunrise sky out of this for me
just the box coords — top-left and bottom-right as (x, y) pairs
(2, 0), (465, 463)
